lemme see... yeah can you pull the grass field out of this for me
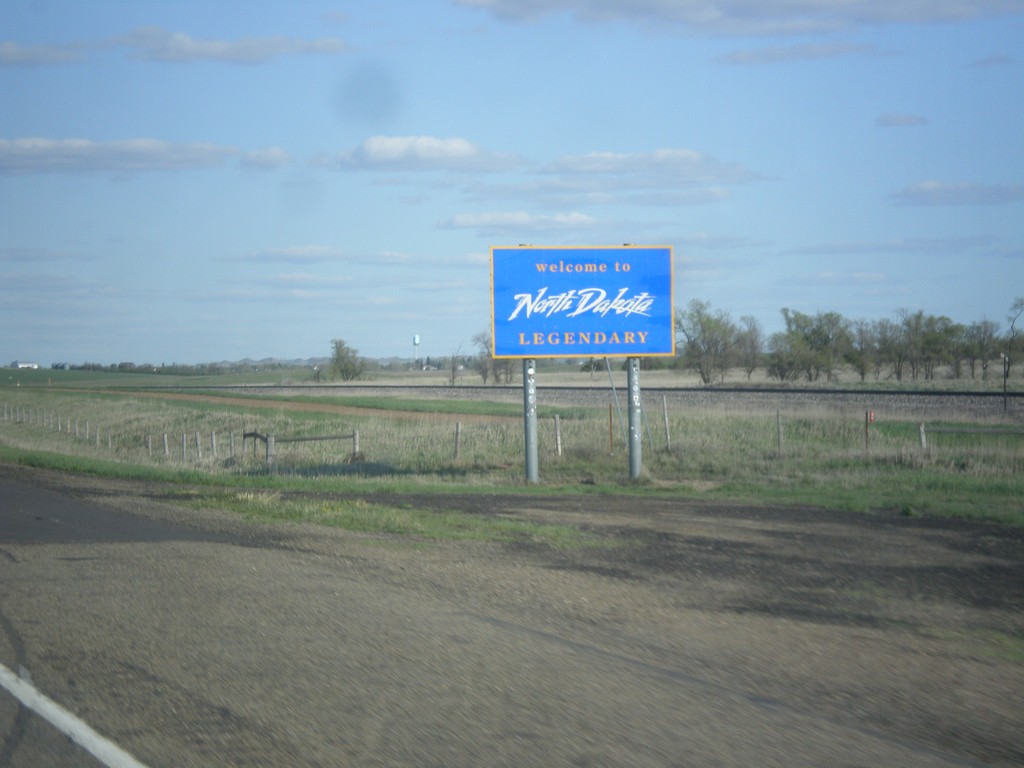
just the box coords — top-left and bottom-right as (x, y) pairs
(2, 368), (1022, 526)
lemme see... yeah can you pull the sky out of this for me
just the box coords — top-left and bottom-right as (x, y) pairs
(1, 0), (1023, 366)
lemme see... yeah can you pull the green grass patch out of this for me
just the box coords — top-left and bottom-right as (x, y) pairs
(168, 389), (591, 420)
(188, 489), (598, 547)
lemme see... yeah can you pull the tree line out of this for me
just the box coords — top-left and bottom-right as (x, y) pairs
(675, 298), (1023, 385)
(323, 298), (1024, 386)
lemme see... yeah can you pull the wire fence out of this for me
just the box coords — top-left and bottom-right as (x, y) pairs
(3, 391), (1022, 480)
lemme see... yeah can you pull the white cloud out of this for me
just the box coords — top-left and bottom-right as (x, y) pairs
(241, 147), (292, 170)
(242, 246), (429, 268)
(815, 270), (887, 284)
(784, 236), (996, 255)
(455, 0), (1024, 35)
(443, 210), (598, 235)
(0, 138), (294, 174)
(529, 148), (757, 206)
(0, 41), (83, 66)
(0, 246), (83, 263)
(215, 273), (357, 303)
(891, 180), (1024, 206)
(678, 233), (768, 250)
(721, 43), (876, 65)
(876, 112), (928, 127)
(545, 148), (756, 184)
(323, 135), (522, 172)
(0, 272), (114, 304)
(244, 246), (349, 263)
(452, 148), (752, 211)
(0, 137), (239, 174)
(261, 273), (354, 288)
(970, 54), (1014, 67)
(118, 26), (347, 64)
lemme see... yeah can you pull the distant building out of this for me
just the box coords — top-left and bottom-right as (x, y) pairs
(11, 361), (39, 369)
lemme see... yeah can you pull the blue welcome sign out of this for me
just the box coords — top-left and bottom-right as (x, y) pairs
(491, 245), (675, 359)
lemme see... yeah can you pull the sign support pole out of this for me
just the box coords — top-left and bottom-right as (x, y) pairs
(523, 359), (539, 483)
(628, 357), (642, 479)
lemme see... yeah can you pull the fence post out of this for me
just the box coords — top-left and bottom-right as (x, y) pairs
(353, 430), (359, 456)
(776, 410), (784, 459)
(919, 423), (927, 451)
(163, 433), (169, 457)
(211, 431), (217, 459)
(662, 396), (671, 450)
(266, 435), (275, 472)
(454, 422), (462, 461)
(608, 403), (614, 452)
(182, 433), (187, 461)
(554, 414), (563, 457)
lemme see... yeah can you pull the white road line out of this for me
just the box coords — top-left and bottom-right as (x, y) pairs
(0, 662), (151, 768)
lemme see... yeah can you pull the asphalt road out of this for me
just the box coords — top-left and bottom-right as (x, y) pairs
(1, 467), (1019, 767)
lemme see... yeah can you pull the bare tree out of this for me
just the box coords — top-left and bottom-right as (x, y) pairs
(675, 299), (737, 384)
(875, 318), (907, 381)
(471, 331), (492, 384)
(1008, 297), (1024, 376)
(448, 345), (463, 387)
(848, 319), (876, 382)
(736, 316), (764, 380)
(493, 358), (517, 384)
(964, 320), (999, 379)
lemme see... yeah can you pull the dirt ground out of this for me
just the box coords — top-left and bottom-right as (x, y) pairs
(6, 465), (1024, 766)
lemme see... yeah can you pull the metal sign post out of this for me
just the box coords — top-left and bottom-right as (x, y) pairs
(523, 359), (539, 483)
(627, 357), (642, 479)
(491, 245), (674, 483)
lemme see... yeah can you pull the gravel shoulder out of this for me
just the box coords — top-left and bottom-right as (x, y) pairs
(3, 463), (1024, 767)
